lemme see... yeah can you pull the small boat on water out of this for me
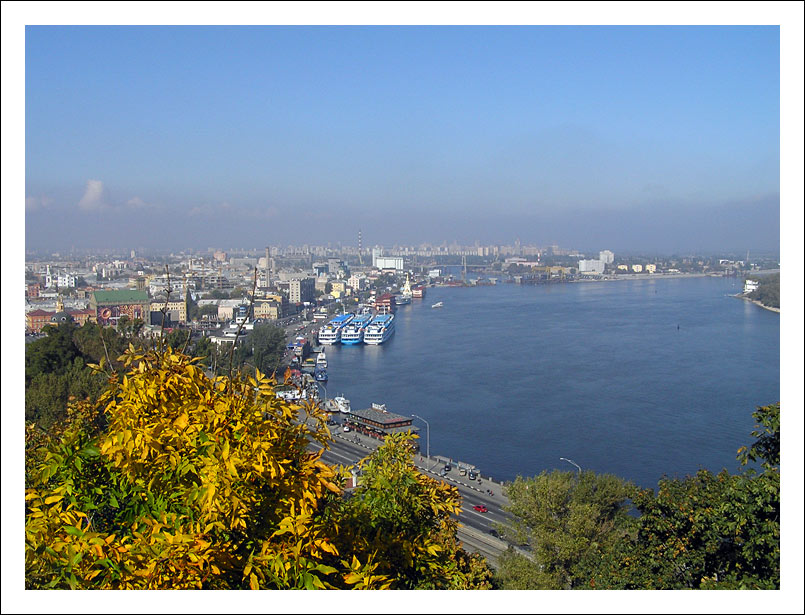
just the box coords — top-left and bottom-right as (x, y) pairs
(316, 349), (327, 368)
(431, 301), (443, 308)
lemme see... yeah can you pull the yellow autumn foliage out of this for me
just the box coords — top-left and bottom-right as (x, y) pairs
(25, 345), (491, 590)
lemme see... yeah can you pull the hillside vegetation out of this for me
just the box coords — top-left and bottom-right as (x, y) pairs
(748, 272), (780, 309)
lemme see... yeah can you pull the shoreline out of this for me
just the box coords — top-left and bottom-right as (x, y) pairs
(733, 293), (780, 313)
(571, 272), (712, 283)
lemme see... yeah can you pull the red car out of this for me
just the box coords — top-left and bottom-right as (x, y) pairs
(472, 505), (488, 513)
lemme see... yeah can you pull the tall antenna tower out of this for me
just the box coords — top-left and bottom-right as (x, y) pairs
(358, 229), (363, 265)
(265, 246), (272, 288)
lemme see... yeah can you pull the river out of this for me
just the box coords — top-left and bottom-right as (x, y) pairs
(323, 276), (780, 488)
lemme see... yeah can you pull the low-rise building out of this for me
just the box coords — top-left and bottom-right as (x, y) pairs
(254, 300), (283, 320)
(645, 264), (657, 273)
(149, 299), (188, 325)
(344, 403), (419, 445)
(26, 309), (55, 333)
(375, 293), (396, 314)
(315, 277), (329, 293)
(348, 273), (368, 292)
(217, 299), (244, 321)
(90, 289), (150, 326)
(57, 273), (78, 288)
(26, 306), (95, 333)
(632, 264), (643, 273)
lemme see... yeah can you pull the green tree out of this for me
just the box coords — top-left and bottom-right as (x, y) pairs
(495, 470), (634, 589)
(589, 403), (780, 590)
(331, 433), (493, 589)
(190, 336), (217, 367)
(25, 322), (83, 386)
(25, 323), (109, 430)
(235, 324), (286, 376)
(116, 316), (144, 342)
(186, 293), (200, 321)
(164, 328), (192, 352)
(748, 273), (780, 309)
(72, 322), (128, 367)
(372, 273), (397, 291)
(198, 304), (219, 319)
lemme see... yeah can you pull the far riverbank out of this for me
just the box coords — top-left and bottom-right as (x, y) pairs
(734, 293), (780, 313)
(571, 272), (711, 283)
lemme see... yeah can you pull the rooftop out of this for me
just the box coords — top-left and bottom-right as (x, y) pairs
(351, 406), (413, 427)
(92, 289), (149, 304)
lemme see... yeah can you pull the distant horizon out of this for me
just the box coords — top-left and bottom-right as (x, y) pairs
(23, 25), (780, 254)
(23, 241), (781, 261)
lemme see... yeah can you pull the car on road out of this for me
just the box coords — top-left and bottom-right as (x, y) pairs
(468, 470), (477, 480)
(472, 505), (488, 513)
(443, 464), (452, 472)
(342, 425), (350, 432)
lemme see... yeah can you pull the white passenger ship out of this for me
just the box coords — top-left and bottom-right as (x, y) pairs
(340, 312), (373, 344)
(317, 313), (354, 345)
(363, 313), (395, 345)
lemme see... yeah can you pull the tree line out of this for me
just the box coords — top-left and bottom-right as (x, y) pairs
(494, 403), (779, 589)
(748, 273), (780, 309)
(25, 320), (289, 432)
(25, 328), (779, 589)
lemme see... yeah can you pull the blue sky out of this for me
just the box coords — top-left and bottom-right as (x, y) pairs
(24, 25), (780, 252)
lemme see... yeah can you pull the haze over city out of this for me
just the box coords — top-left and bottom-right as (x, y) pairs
(23, 24), (781, 254)
(5, 4), (804, 612)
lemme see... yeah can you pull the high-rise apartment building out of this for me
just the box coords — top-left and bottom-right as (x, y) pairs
(599, 250), (615, 264)
(289, 277), (315, 304)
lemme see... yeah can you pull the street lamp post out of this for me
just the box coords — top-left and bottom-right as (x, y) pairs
(318, 382), (328, 403)
(411, 414), (430, 460)
(559, 457), (582, 475)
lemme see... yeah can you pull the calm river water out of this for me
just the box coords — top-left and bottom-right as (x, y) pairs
(323, 276), (780, 488)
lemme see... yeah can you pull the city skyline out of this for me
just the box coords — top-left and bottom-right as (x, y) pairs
(21, 23), (783, 253)
(4, 4), (803, 612)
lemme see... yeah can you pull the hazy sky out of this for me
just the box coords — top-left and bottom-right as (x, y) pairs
(24, 25), (780, 253)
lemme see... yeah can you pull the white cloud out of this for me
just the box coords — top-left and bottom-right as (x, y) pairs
(25, 195), (53, 211)
(78, 179), (108, 211)
(126, 197), (156, 209)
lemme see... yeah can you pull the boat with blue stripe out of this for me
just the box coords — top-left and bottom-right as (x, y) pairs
(340, 312), (374, 344)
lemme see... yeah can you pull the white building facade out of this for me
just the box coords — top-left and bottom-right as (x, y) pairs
(578, 259), (605, 275)
(599, 250), (615, 265)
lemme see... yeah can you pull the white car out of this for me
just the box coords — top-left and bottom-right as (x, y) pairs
(343, 425), (351, 433)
